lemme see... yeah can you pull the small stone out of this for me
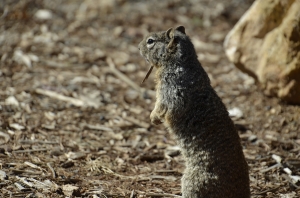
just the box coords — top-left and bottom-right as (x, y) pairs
(5, 96), (19, 106)
(35, 9), (53, 20)
(248, 135), (257, 143)
(124, 89), (139, 103)
(228, 107), (243, 118)
(270, 108), (276, 114)
(0, 170), (8, 180)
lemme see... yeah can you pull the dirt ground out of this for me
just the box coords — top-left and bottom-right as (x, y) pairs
(1, 0), (300, 197)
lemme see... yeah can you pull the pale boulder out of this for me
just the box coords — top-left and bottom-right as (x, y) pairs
(224, 0), (300, 104)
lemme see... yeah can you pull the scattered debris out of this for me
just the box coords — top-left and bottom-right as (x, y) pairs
(1, 0), (299, 197)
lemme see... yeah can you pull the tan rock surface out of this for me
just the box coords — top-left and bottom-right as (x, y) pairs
(224, 0), (300, 103)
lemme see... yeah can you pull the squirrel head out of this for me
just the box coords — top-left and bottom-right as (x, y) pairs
(138, 26), (195, 69)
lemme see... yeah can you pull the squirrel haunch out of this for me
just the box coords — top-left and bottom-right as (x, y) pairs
(139, 26), (250, 198)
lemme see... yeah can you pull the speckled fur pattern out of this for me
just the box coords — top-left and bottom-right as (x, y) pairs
(138, 26), (250, 198)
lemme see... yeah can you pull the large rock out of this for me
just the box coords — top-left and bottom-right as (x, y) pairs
(224, 0), (300, 104)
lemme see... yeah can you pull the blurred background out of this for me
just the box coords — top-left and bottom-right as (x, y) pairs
(1, 0), (299, 197)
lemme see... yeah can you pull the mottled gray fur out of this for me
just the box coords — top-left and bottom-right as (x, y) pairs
(138, 26), (250, 198)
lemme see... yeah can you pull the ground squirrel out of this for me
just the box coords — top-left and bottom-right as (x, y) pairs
(138, 26), (250, 198)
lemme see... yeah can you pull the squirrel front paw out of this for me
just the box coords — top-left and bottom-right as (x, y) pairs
(150, 111), (163, 125)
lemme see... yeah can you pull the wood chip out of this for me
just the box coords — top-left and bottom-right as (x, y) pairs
(62, 184), (80, 197)
(0, 131), (10, 144)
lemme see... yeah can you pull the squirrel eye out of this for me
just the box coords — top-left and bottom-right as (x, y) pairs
(147, 38), (154, 44)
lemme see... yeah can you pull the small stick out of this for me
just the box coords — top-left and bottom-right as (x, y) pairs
(260, 163), (281, 173)
(80, 123), (113, 131)
(16, 176), (34, 187)
(47, 162), (56, 178)
(155, 170), (178, 173)
(11, 169), (43, 175)
(282, 174), (300, 189)
(27, 178), (54, 188)
(35, 88), (84, 107)
(12, 148), (48, 153)
(149, 175), (177, 181)
(145, 192), (181, 197)
(254, 186), (280, 196)
(19, 140), (59, 144)
(24, 161), (47, 172)
(141, 66), (154, 84)
(123, 116), (150, 128)
(130, 190), (135, 198)
(107, 57), (141, 92)
(14, 182), (27, 191)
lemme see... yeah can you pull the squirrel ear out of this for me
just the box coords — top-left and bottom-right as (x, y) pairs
(166, 27), (174, 39)
(175, 26), (185, 34)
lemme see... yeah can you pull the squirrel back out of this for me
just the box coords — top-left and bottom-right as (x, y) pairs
(139, 26), (250, 198)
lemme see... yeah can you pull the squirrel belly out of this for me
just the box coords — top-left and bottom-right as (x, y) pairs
(139, 26), (250, 198)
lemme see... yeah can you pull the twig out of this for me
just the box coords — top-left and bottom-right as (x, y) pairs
(27, 178), (56, 189)
(16, 176), (34, 187)
(254, 186), (280, 196)
(260, 163), (282, 173)
(107, 57), (141, 92)
(141, 66), (154, 84)
(145, 192), (181, 197)
(149, 175), (177, 181)
(144, 144), (156, 152)
(80, 123), (113, 131)
(130, 190), (135, 198)
(155, 170), (178, 173)
(19, 140), (59, 144)
(11, 169), (43, 175)
(36, 129), (49, 136)
(14, 182), (29, 191)
(35, 88), (84, 107)
(123, 116), (150, 129)
(12, 148), (48, 153)
(282, 174), (300, 189)
(47, 163), (56, 178)
(24, 161), (47, 173)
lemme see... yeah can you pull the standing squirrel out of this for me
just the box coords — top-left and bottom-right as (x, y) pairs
(138, 26), (250, 198)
